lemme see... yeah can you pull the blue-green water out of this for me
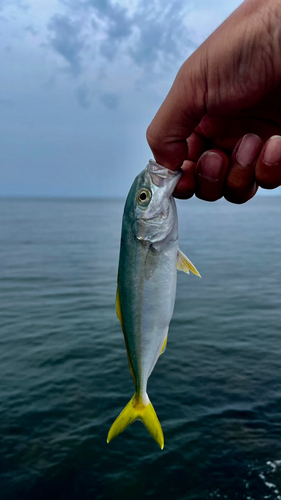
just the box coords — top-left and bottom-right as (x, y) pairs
(1, 196), (281, 500)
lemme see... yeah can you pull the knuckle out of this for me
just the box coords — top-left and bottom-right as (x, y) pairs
(146, 124), (159, 151)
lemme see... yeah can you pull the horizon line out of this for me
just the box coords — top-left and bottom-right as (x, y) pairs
(0, 193), (280, 201)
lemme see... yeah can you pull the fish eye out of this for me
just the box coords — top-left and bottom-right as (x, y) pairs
(137, 188), (151, 206)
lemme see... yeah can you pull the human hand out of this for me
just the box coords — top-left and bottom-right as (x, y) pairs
(146, 0), (281, 203)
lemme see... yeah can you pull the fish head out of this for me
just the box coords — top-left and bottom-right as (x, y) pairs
(124, 160), (181, 243)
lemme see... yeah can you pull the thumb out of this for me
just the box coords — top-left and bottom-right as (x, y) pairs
(146, 54), (207, 170)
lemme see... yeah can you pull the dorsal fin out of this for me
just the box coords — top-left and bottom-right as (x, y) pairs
(177, 249), (201, 277)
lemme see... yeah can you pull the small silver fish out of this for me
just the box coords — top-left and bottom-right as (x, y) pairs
(107, 160), (200, 449)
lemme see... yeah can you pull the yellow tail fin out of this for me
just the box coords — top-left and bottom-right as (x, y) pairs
(107, 393), (164, 449)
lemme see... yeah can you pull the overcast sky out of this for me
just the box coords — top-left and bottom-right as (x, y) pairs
(2, 0), (277, 197)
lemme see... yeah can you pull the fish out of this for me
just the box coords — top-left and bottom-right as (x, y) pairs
(107, 159), (200, 449)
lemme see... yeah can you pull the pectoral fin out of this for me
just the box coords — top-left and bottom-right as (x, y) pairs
(177, 249), (201, 277)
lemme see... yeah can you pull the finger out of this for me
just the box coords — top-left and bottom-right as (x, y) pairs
(224, 134), (263, 204)
(255, 135), (281, 189)
(146, 56), (207, 170)
(186, 131), (213, 162)
(173, 160), (197, 199)
(173, 133), (223, 199)
(194, 150), (230, 202)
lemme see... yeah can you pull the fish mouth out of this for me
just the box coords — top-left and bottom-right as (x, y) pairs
(147, 159), (181, 191)
(147, 159), (179, 178)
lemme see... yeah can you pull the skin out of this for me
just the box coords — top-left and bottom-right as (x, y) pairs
(146, 0), (281, 203)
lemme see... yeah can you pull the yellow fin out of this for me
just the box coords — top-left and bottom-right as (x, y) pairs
(159, 336), (167, 356)
(177, 249), (201, 277)
(115, 285), (136, 386)
(115, 285), (123, 326)
(107, 393), (164, 449)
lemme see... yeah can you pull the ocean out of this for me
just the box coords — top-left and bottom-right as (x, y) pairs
(1, 196), (281, 500)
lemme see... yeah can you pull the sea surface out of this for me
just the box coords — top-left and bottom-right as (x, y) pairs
(1, 196), (281, 500)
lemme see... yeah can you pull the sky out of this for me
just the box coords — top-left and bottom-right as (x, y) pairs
(1, 0), (278, 198)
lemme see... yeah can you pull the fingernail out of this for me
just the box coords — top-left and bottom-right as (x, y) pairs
(199, 152), (224, 181)
(236, 134), (262, 166)
(263, 135), (281, 165)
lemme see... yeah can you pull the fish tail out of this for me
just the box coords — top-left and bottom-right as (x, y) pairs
(107, 392), (164, 449)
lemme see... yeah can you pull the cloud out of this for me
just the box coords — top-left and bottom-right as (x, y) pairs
(48, 13), (85, 76)
(131, 1), (196, 68)
(91, 0), (195, 69)
(0, 0), (28, 9)
(25, 24), (38, 36)
(100, 92), (119, 109)
(52, 0), (195, 76)
(76, 85), (91, 108)
(91, 0), (134, 61)
(45, 0), (237, 102)
(91, 0), (132, 40)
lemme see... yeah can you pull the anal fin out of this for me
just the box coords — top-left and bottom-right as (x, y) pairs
(159, 336), (167, 356)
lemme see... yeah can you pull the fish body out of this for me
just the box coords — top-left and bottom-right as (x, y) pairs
(107, 160), (200, 449)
